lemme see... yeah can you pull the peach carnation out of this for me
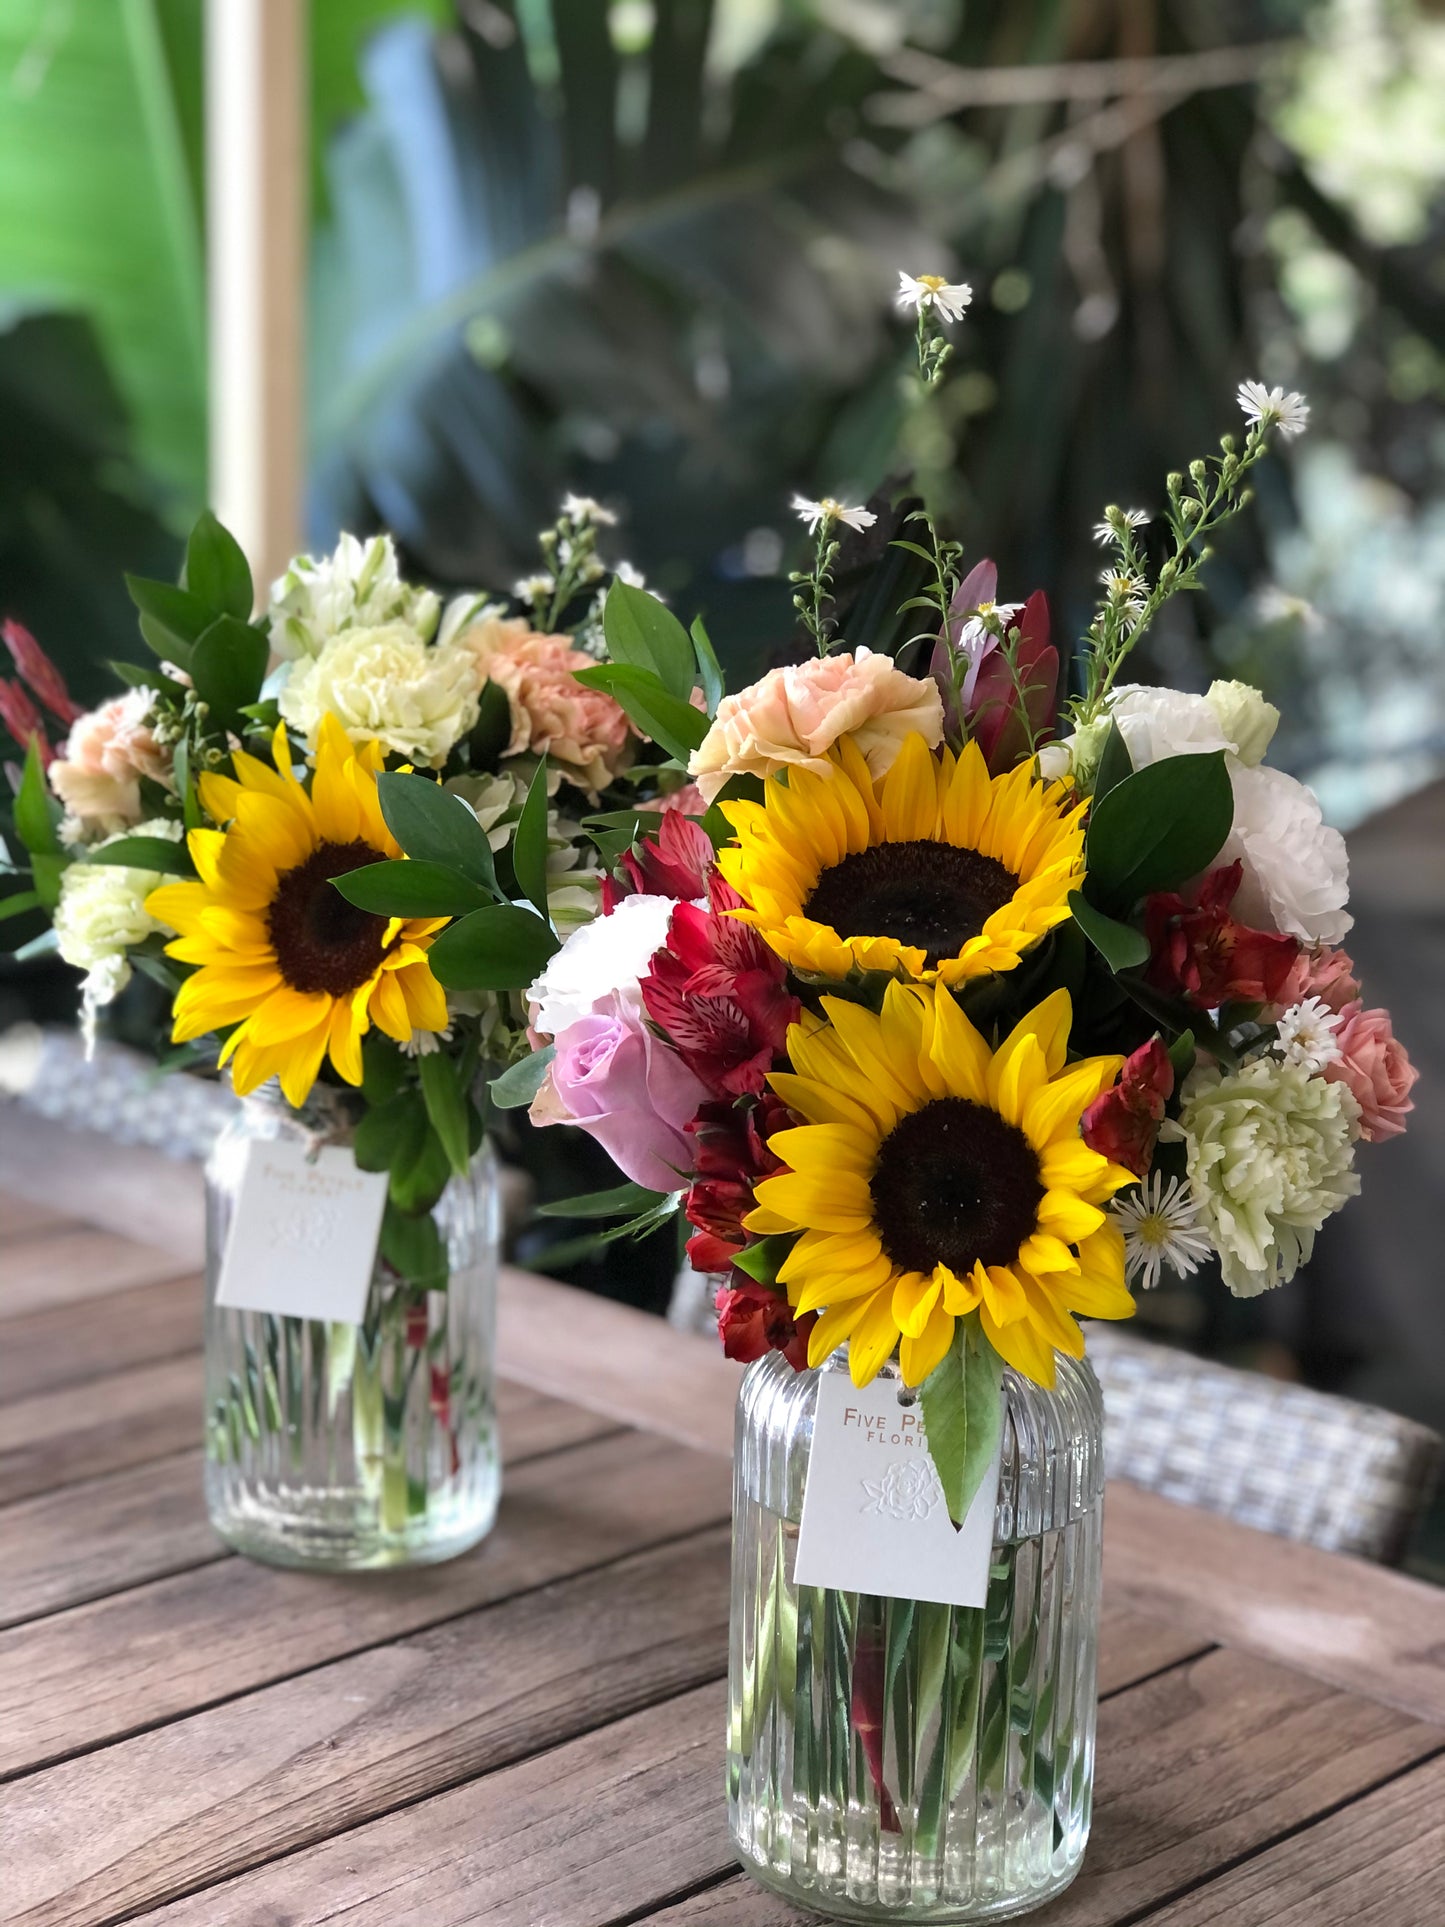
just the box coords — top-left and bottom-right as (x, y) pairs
(1325, 1003), (1417, 1142)
(687, 647), (944, 804)
(49, 689), (171, 836)
(458, 616), (631, 798)
(1275, 944), (1361, 1016)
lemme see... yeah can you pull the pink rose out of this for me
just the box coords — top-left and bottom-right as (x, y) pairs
(530, 990), (709, 1191)
(688, 648), (943, 804)
(1274, 944), (1362, 1016)
(48, 689), (171, 834)
(457, 616), (631, 797)
(1325, 1002), (1417, 1142)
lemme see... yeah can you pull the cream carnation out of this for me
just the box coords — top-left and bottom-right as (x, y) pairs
(455, 616), (631, 798)
(1171, 1057), (1360, 1297)
(53, 820), (186, 1036)
(688, 648), (943, 804)
(49, 689), (172, 838)
(267, 533), (438, 660)
(1218, 762), (1351, 945)
(279, 621), (482, 767)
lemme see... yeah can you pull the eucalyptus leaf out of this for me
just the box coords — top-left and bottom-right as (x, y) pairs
(488, 1045), (555, 1110)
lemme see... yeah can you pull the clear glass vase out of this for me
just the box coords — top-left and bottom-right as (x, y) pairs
(728, 1348), (1105, 1922)
(203, 1084), (501, 1570)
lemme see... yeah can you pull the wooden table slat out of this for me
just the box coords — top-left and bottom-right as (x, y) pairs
(0, 1354), (204, 1505)
(0, 1193), (71, 1242)
(0, 1273), (202, 1403)
(0, 1228), (191, 1321)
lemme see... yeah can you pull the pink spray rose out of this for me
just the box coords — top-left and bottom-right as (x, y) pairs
(687, 648), (943, 804)
(530, 989), (710, 1191)
(1325, 1003), (1418, 1142)
(48, 689), (172, 834)
(457, 615), (631, 797)
(1274, 944), (1362, 1016)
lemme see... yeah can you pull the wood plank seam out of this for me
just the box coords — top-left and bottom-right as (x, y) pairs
(602, 1868), (740, 1927)
(1115, 1740), (1445, 1927)
(0, 1509), (736, 1788)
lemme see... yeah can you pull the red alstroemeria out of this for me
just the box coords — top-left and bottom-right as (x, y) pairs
(3, 620), (82, 727)
(715, 1276), (816, 1373)
(600, 809), (715, 911)
(1145, 860), (1299, 1009)
(0, 679), (53, 765)
(683, 1092), (793, 1272)
(929, 559), (1059, 773)
(642, 877), (799, 1098)
(1081, 1036), (1174, 1178)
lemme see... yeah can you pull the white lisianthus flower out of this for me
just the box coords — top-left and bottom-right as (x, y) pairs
(267, 533), (439, 660)
(1218, 762), (1351, 944)
(527, 890), (689, 1038)
(1169, 1058), (1360, 1297)
(791, 495), (877, 536)
(1236, 380), (1310, 439)
(53, 820), (186, 1046)
(278, 622), (483, 768)
(1205, 679), (1279, 766)
(895, 271), (973, 322)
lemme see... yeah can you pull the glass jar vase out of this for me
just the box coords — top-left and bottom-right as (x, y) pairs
(728, 1348), (1105, 1922)
(203, 1085), (501, 1570)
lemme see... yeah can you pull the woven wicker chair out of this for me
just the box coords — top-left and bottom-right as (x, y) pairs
(1087, 1323), (1442, 1566)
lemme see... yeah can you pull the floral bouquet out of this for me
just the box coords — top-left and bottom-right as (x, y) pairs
(0, 495), (704, 1563)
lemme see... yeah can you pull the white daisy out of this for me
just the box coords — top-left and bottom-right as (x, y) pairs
(513, 572), (555, 603)
(895, 271), (973, 323)
(400, 1024), (455, 1060)
(561, 493), (618, 526)
(611, 560), (647, 589)
(791, 494), (878, 536)
(1236, 380), (1310, 439)
(1092, 507), (1150, 546)
(1273, 997), (1343, 1074)
(1099, 567), (1148, 605)
(1111, 1173), (1214, 1291)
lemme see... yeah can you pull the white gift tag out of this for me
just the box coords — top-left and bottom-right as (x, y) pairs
(794, 1369), (1001, 1608)
(215, 1137), (389, 1325)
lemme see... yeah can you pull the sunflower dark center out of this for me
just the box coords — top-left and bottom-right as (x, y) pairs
(267, 840), (390, 996)
(870, 1098), (1043, 1276)
(804, 841), (1020, 966)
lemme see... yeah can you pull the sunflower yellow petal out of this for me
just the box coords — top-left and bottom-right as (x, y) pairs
(900, 1300), (955, 1386)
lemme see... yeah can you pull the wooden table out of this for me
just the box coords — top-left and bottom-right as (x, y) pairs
(1, 1112), (1443, 1927)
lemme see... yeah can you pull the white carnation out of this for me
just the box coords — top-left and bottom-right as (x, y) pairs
(267, 533), (439, 661)
(1218, 762), (1351, 945)
(1171, 1057), (1360, 1297)
(1205, 679), (1279, 766)
(278, 622), (483, 768)
(527, 890), (684, 1038)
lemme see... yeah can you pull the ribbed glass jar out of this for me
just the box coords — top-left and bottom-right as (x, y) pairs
(728, 1348), (1105, 1922)
(203, 1085), (501, 1570)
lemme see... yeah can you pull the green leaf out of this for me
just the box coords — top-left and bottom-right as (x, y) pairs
(1167, 1029), (1196, 1080)
(331, 860), (490, 918)
(1090, 721), (1133, 804)
(0, 888), (41, 924)
(603, 579), (695, 698)
(467, 677), (513, 767)
(419, 1049), (470, 1178)
(28, 852), (67, 911)
(730, 1234), (797, 1286)
(361, 1034), (407, 1107)
(108, 658), (188, 702)
(1067, 891), (1150, 974)
(380, 1200), (449, 1290)
(124, 575), (211, 660)
(389, 1123), (451, 1218)
(174, 737), (203, 833)
(920, 1322), (1006, 1529)
(427, 903), (558, 991)
(1085, 751), (1233, 912)
(87, 835), (194, 876)
(691, 614), (725, 716)
(536, 1180), (668, 1220)
(183, 510), (253, 619)
(572, 662), (709, 764)
(376, 771), (497, 891)
(488, 1045), (554, 1110)
(353, 1090), (427, 1175)
(14, 739), (62, 857)
(190, 615), (269, 734)
(511, 756), (552, 924)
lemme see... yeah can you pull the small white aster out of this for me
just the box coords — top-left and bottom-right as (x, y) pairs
(1236, 380), (1310, 439)
(1273, 997), (1343, 1074)
(1092, 507), (1150, 546)
(791, 494), (878, 536)
(611, 560), (647, 589)
(513, 572), (555, 602)
(1111, 1173), (1214, 1292)
(896, 270), (973, 323)
(400, 1025), (455, 1060)
(561, 493), (618, 526)
(1099, 567), (1147, 603)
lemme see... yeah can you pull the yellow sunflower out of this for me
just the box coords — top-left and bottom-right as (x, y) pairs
(746, 982), (1137, 1389)
(146, 714), (449, 1105)
(718, 730), (1085, 987)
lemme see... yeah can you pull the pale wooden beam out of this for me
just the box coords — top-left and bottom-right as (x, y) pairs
(205, 0), (308, 604)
